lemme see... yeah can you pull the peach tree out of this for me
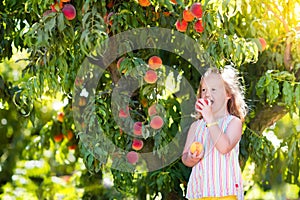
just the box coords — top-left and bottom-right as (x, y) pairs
(1, 0), (300, 198)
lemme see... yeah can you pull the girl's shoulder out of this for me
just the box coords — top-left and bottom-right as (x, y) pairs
(227, 115), (242, 123)
(226, 115), (243, 129)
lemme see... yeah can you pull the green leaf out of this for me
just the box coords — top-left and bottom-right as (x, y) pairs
(45, 16), (56, 34)
(282, 81), (293, 107)
(256, 76), (266, 97)
(295, 85), (300, 107)
(57, 12), (65, 32)
(266, 80), (279, 103)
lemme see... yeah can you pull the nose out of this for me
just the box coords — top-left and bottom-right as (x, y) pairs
(204, 90), (211, 98)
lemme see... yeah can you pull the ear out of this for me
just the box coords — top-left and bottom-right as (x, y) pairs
(226, 92), (232, 100)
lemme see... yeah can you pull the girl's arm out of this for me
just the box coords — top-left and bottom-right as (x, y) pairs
(206, 116), (242, 154)
(181, 121), (204, 167)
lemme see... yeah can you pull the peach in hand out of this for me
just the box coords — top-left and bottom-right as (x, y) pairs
(196, 98), (209, 110)
(190, 141), (203, 156)
(203, 99), (209, 105)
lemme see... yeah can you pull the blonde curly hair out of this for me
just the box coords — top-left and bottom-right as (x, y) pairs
(197, 65), (248, 122)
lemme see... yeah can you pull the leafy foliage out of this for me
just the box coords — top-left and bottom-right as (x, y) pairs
(1, 0), (300, 199)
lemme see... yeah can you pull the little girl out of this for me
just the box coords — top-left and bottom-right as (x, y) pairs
(182, 66), (247, 200)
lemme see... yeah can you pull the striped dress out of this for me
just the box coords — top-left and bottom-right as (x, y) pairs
(186, 115), (244, 199)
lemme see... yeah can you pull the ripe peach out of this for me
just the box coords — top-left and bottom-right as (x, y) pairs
(54, 133), (64, 142)
(194, 19), (204, 33)
(204, 99), (209, 105)
(144, 70), (158, 84)
(127, 151), (139, 164)
(57, 112), (65, 123)
(148, 104), (157, 116)
(119, 110), (128, 118)
(170, 0), (177, 4)
(190, 3), (203, 18)
(132, 139), (144, 151)
(150, 116), (164, 129)
(175, 19), (188, 32)
(133, 122), (143, 135)
(68, 144), (77, 150)
(138, 0), (151, 7)
(65, 130), (74, 140)
(190, 141), (203, 156)
(148, 56), (162, 70)
(196, 98), (209, 111)
(259, 38), (267, 51)
(62, 4), (76, 20)
(119, 106), (129, 118)
(183, 9), (195, 22)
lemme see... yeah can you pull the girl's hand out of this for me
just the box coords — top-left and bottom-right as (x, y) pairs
(187, 148), (204, 162)
(195, 98), (209, 113)
(195, 98), (214, 122)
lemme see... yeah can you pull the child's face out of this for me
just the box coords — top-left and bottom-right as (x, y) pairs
(200, 73), (231, 115)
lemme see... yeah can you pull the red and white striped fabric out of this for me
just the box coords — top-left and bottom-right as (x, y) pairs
(186, 115), (244, 200)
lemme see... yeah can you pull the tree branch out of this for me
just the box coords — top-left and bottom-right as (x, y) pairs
(107, 62), (121, 84)
(248, 104), (287, 134)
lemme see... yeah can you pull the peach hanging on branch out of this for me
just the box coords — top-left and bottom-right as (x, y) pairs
(62, 4), (76, 20)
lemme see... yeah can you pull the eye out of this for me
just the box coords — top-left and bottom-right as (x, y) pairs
(201, 88), (206, 92)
